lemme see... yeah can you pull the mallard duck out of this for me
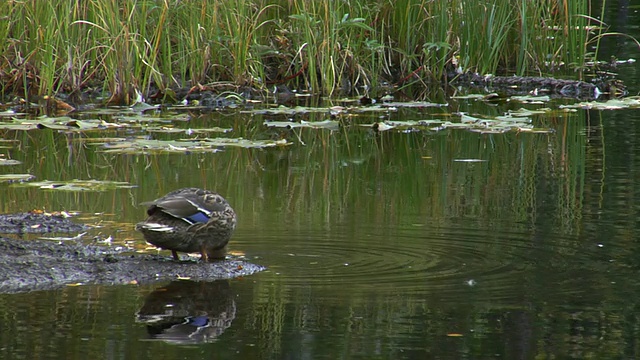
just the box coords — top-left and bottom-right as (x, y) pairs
(135, 188), (237, 261)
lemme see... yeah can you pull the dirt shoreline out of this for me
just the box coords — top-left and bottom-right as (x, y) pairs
(0, 236), (265, 294)
(0, 212), (265, 293)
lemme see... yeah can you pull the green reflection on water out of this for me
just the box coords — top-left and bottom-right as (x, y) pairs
(1, 106), (585, 233)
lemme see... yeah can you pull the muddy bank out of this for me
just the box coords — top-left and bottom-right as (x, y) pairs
(0, 212), (88, 234)
(0, 237), (265, 294)
(3, 68), (629, 116)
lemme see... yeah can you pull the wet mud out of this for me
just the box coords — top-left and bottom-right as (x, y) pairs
(0, 213), (265, 294)
(0, 212), (88, 234)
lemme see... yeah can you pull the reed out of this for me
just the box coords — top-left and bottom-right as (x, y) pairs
(0, 0), (620, 104)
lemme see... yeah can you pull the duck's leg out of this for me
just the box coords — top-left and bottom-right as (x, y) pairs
(172, 250), (180, 261)
(200, 245), (209, 262)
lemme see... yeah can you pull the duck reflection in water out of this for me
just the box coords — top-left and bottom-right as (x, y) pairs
(136, 280), (235, 344)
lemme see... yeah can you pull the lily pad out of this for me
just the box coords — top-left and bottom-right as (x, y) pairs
(97, 137), (291, 154)
(380, 101), (448, 108)
(510, 95), (551, 103)
(354, 105), (398, 113)
(508, 108), (552, 116)
(0, 174), (35, 182)
(360, 112), (551, 134)
(14, 179), (136, 191)
(118, 114), (191, 123)
(130, 102), (160, 112)
(452, 93), (500, 100)
(0, 117), (127, 131)
(0, 110), (25, 117)
(200, 137), (292, 148)
(245, 105), (331, 115)
(144, 126), (232, 134)
(99, 139), (220, 154)
(0, 158), (21, 166)
(263, 120), (339, 131)
(559, 97), (640, 110)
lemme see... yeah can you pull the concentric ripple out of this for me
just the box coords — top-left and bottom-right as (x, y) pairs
(236, 221), (589, 300)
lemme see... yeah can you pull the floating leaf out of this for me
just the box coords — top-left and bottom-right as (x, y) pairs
(516, 128), (556, 134)
(381, 101), (448, 108)
(263, 119), (339, 131)
(360, 120), (444, 132)
(510, 95), (551, 103)
(14, 179), (136, 191)
(130, 102), (160, 112)
(0, 110), (24, 117)
(452, 93), (499, 100)
(375, 122), (395, 131)
(354, 105), (398, 113)
(118, 113), (191, 123)
(493, 115), (532, 123)
(0, 174), (35, 182)
(359, 112), (546, 134)
(0, 158), (21, 166)
(508, 108), (552, 116)
(245, 105), (330, 115)
(560, 97), (640, 110)
(99, 139), (218, 154)
(0, 117), (126, 131)
(145, 126), (231, 134)
(96, 136), (291, 154)
(0, 122), (38, 130)
(200, 137), (291, 148)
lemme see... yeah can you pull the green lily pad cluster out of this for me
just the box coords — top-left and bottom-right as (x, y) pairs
(0, 174), (35, 182)
(359, 112), (552, 134)
(97, 137), (291, 154)
(0, 158), (21, 166)
(13, 179), (136, 191)
(263, 120), (340, 131)
(560, 97), (640, 110)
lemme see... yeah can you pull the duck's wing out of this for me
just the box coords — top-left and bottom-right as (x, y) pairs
(142, 190), (228, 224)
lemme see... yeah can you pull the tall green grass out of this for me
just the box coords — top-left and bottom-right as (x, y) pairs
(0, 0), (612, 104)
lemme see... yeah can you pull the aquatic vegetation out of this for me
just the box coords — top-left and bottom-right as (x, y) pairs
(0, 174), (35, 183)
(0, 0), (626, 104)
(97, 137), (291, 154)
(559, 96), (640, 110)
(360, 113), (553, 135)
(14, 179), (136, 191)
(0, 159), (20, 166)
(264, 119), (340, 131)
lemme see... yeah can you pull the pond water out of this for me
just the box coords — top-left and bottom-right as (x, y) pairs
(2, 6), (640, 360)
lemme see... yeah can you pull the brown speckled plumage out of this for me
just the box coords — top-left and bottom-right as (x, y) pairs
(135, 188), (237, 261)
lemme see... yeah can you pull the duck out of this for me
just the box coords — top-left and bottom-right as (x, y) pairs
(135, 188), (237, 262)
